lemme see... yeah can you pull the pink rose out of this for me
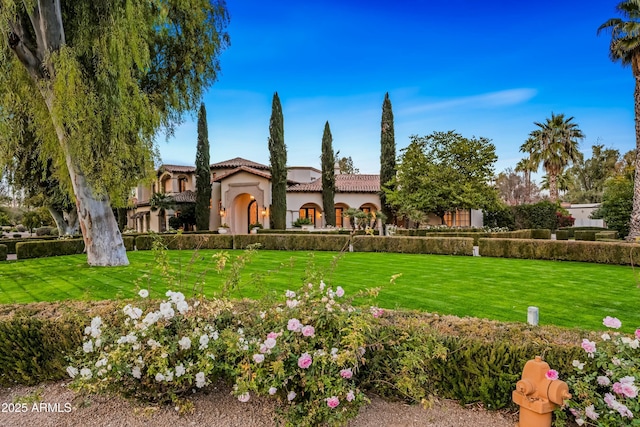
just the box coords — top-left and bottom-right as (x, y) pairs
(581, 339), (596, 356)
(636, 329), (640, 340)
(346, 390), (355, 402)
(298, 352), (312, 369)
(238, 392), (250, 402)
(287, 318), (302, 332)
(253, 354), (265, 364)
(335, 286), (345, 297)
(545, 369), (559, 381)
(326, 396), (340, 408)
(267, 332), (279, 339)
(340, 368), (353, 379)
(603, 316), (622, 329)
(264, 337), (277, 349)
(301, 325), (315, 337)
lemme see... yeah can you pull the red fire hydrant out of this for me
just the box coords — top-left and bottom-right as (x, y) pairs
(512, 356), (571, 427)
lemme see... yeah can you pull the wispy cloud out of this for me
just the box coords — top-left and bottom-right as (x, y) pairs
(399, 88), (538, 116)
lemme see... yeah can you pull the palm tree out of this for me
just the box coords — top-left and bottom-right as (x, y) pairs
(149, 192), (175, 232)
(598, 1), (640, 240)
(515, 147), (538, 203)
(520, 113), (584, 202)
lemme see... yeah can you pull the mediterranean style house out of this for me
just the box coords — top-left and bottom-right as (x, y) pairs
(128, 157), (482, 233)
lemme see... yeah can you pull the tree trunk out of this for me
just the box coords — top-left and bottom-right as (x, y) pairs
(628, 70), (640, 241)
(549, 172), (558, 202)
(47, 206), (79, 236)
(69, 167), (129, 266)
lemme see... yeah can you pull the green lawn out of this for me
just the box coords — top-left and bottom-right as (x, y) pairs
(1, 250), (638, 332)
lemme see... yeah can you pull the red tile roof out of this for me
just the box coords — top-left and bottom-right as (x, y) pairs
(288, 174), (380, 193)
(210, 157), (270, 170)
(172, 190), (196, 203)
(158, 164), (196, 173)
(212, 166), (273, 182)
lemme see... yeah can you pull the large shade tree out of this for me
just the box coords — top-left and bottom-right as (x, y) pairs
(269, 92), (287, 229)
(0, 1), (229, 265)
(520, 113), (584, 202)
(321, 121), (336, 227)
(599, 1), (640, 240)
(385, 131), (498, 225)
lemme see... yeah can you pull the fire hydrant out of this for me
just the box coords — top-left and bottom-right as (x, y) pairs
(512, 356), (571, 427)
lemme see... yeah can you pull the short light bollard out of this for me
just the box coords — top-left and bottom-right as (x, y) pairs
(512, 356), (571, 427)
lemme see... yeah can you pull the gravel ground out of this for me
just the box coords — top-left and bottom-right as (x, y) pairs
(0, 381), (518, 427)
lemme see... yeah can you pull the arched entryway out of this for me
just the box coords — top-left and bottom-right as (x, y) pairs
(230, 192), (267, 234)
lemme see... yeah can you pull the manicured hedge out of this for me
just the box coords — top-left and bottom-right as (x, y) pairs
(0, 244), (6, 261)
(351, 236), (474, 255)
(135, 234), (233, 250)
(16, 239), (85, 260)
(234, 234), (350, 251)
(122, 236), (135, 251)
(394, 229), (550, 245)
(556, 230), (570, 240)
(557, 226), (608, 239)
(574, 230), (598, 241)
(362, 312), (583, 409)
(0, 316), (84, 385)
(596, 231), (619, 241)
(0, 300), (585, 412)
(0, 236), (59, 254)
(479, 238), (640, 265)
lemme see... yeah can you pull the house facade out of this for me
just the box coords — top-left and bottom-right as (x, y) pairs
(128, 157), (482, 233)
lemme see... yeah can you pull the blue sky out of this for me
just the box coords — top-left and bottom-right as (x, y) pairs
(158, 0), (635, 175)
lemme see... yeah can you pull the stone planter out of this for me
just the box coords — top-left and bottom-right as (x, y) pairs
(218, 227), (229, 234)
(301, 225), (314, 231)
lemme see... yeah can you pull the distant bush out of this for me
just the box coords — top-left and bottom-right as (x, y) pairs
(512, 201), (558, 230)
(574, 230), (598, 241)
(35, 227), (55, 236)
(351, 236), (474, 255)
(595, 231), (619, 241)
(234, 234), (349, 251)
(0, 244), (6, 261)
(483, 204), (516, 230)
(135, 233), (233, 250)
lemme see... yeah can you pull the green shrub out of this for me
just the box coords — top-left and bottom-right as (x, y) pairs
(512, 201), (558, 230)
(0, 236), (59, 254)
(351, 236), (474, 255)
(234, 234), (350, 251)
(479, 238), (640, 265)
(16, 239), (85, 259)
(0, 244), (6, 261)
(574, 230), (598, 241)
(595, 231), (619, 241)
(122, 236), (135, 251)
(0, 316), (84, 386)
(556, 230), (570, 240)
(35, 227), (55, 236)
(135, 233), (233, 250)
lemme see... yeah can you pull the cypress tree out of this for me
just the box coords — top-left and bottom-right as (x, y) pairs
(269, 92), (287, 229)
(321, 121), (336, 227)
(380, 92), (396, 222)
(195, 103), (211, 230)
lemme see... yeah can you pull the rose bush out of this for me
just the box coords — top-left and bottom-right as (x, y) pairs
(67, 288), (234, 410)
(228, 281), (375, 426)
(557, 316), (640, 426)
